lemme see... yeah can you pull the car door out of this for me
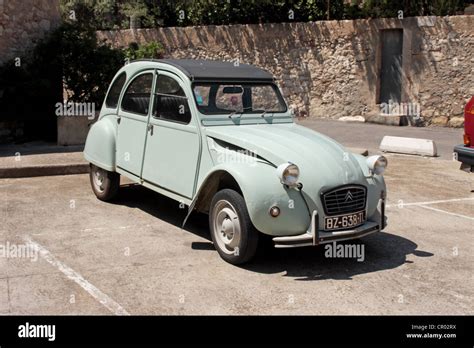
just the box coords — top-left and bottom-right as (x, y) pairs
(116, 71), (155, 176)
(141, 70), (200, 199)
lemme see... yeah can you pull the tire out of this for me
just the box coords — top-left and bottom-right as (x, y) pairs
(89, 164), (120, 201)
(209, 189), (259, 265)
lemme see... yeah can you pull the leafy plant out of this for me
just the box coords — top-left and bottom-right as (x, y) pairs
(120, 0), (148, 28)
(1, 20), (125, 108)
(60, 0), (118, 30)
(124, 41), (165, 60)
(57, 22), (125, 105)
(352, 0), (466, 19)
(60, 0), (470, 28)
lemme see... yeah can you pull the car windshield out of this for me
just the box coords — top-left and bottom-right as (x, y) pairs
(192, 82), (287, 115)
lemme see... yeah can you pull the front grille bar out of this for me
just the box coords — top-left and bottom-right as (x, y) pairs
(322, 185), (367, 216)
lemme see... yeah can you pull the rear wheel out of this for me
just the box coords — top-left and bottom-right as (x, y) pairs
(90, 164), (120, 201)
(209, 189), (259, 265)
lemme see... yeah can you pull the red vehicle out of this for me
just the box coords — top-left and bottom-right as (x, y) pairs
(454, 96), (474, 172)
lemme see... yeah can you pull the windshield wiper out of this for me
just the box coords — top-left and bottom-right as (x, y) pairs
(227, 110), (239, 119)
(228, 107), (252, 119)
(260, 102), (281, 118)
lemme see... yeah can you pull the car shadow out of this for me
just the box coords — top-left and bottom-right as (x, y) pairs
(113, 183), (433, 281)
(112, 183), (211, 241)
(0, 142), (84, 157)
(247, 232), (433, 281)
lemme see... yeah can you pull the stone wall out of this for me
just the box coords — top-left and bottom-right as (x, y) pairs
(98, 15), (474, 126)
(0, 0), (61, 143)
(0, 0), (61, 65)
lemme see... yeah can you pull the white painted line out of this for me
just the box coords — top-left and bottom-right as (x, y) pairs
(82, 227), (107, 232)
(415, 205), (474, 221)
(82, 225), (141, 232)
(386, 197), (474, 208)
(23, 236), (130, 316)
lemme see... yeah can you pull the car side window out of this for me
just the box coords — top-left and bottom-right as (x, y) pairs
(153, 75), (191, 124)
(105, 72), (126, 108)
(121, 73), (153, 116)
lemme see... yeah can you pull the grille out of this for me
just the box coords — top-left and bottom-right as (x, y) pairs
(322, 185), (367, 216)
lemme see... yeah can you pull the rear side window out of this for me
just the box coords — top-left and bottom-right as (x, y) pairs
(193, 86), (210, 106)
(105, 72), (126, 108)
(155, 75), (185, 96)
(153, 75), (191, 124)
(121, 73), (154, 116)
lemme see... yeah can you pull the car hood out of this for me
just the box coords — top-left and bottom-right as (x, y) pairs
(205, 123), (368, 191)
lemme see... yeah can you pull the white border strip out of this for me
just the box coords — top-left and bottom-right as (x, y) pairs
(24, 236), (130, 316)
(415, 205), (474, 221)
(386, 197), (474, 208)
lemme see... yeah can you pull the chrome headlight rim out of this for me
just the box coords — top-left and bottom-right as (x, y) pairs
(276, 162), (300, 187)
(367, 155), (388, 175)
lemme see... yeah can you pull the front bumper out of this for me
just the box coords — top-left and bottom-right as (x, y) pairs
(454, 144), (474, 167)
(273, 198), (386, 248)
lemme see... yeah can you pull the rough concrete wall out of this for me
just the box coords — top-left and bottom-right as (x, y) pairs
(411, 16), (473, 126)
(0, 0), (61, 64)
(98, 15), (473, 126)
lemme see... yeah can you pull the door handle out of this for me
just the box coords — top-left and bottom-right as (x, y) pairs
(147, 123), (154, 136)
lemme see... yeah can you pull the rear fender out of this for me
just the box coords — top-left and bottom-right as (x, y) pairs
(83, 115), (117, 171)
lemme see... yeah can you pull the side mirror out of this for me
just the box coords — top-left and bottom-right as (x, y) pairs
(289, 105), (296, 118)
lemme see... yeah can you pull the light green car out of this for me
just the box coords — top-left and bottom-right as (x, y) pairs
(84, 59), (388, 265)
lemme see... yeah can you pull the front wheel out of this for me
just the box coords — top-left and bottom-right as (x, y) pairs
(209, 189), (259, 265)
(89, 164), (120, 201)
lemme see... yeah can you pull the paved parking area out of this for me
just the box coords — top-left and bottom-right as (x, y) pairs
(0, 154), (472, 315)
(0, 121), (472, 315)
(297, 119), (464, 159)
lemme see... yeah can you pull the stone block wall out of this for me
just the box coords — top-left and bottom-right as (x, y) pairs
(0, 0), (61, 65)
(98, 15), (474, 126)
(0, 0), (61, 143)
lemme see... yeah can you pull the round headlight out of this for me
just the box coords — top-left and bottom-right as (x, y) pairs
(366, 155), (388, 175)
(276, 162), (300, 187)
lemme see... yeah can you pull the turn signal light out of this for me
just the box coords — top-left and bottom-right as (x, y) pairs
(269, 206), (280, 217)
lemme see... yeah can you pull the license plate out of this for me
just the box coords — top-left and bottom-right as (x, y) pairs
(324, 211), (366, 231)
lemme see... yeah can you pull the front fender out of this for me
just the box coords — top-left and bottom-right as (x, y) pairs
(352, 153), (387, 219)
(83, 115), (117, 171)
(198, 162), (311, 236)
(196, 160), (386, 237)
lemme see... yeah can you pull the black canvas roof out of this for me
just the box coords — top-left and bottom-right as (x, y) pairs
(136, 59), (274, 82)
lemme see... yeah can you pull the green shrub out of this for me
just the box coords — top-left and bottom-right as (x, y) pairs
(0, 21), (125, 127)
(124, 41), (165, 61)
(60, 0), (469, 28)
(0, 29), (64, 141)
(58, 22), (125, 105)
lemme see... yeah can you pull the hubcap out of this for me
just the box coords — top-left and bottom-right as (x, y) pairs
(92, 167), (105, 192)
(212, 200), (241, 255)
